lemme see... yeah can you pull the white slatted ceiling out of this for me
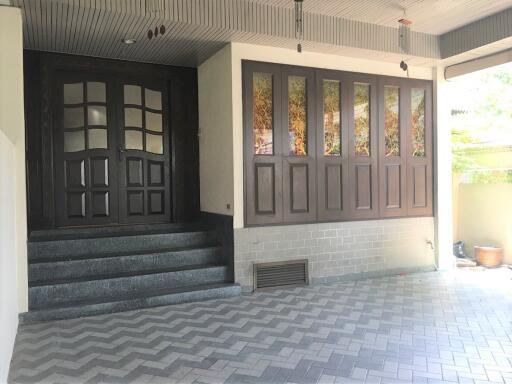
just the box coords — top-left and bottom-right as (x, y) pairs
(12, 0), (511, 67)
(255, 0), (512, 35)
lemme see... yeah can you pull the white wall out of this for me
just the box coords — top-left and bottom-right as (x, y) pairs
(0, 131), (18, 381)
(229, 42), (433, 229)
(198, 44), (234, 216)
(0, 6), (26, 381)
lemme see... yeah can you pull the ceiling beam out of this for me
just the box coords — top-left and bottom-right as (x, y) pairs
(440, 7), (512, 59)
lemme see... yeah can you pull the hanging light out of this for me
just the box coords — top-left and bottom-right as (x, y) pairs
(294, 0), (304, 53)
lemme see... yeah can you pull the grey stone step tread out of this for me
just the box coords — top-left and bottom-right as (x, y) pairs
(29, 243), (221, 264)
(29, 246), (223, 285)
(20, 283), (241, 324)
(29, 263), (227, 287)
(28, 230), (218, 260)
(29, 222), (206, 242)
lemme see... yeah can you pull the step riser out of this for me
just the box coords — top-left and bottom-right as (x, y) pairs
(28, 231), (218, 260)
(30, 223), (201, 241)
(21, 284), (242, 324)
(29, 266), (229, 308)
(29, 247), (222, 284)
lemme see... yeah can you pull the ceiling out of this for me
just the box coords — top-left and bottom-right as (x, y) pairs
(253, 0), (512, 35)
(11, 0), (512, 68)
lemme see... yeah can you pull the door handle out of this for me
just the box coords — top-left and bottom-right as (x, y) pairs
(118, 147), (125, 160)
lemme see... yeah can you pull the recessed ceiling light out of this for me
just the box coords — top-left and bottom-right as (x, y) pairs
(122, 38), (137, 45)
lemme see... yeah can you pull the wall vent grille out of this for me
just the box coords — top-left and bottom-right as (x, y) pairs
(253, 259), (309, 290)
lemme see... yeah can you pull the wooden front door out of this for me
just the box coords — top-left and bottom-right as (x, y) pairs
(54, 73), (171, 227)
(118, 81), (171, 223)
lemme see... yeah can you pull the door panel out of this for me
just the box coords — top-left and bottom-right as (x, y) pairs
(119, 81), (171, 224)
(55, 75), (118, 226)
(407, 81), (433, 216)
(244, 62), (283, 225)
(384, 164), (401, 209)
(379, 77), (407, 218)
(282, 67), (316, 223)
(324, 164), (343, 211)
(354, 164), (372, 210)
(412, 165), (427, 207)
(348, 74), (378, 219)
(255, 163), (276, 214)
(316, 70), (349, 221)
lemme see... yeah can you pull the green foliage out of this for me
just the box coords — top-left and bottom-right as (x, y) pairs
(354, 83), (370, 156)
(450, 63), (512, 175)
(465, 170), (512, 184)
(323, 80), (341, 156)
(253, 73), (273, 154)
(411, 89), (425, 157)
(288, 76), (307, 156)
(384, 86), (400, 156)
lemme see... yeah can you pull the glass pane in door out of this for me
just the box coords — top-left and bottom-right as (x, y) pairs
(253, 72), (273, 155)
(384, 86), (400, 156)
(323, 79), (341, 156)
(288, 76), (307, 156)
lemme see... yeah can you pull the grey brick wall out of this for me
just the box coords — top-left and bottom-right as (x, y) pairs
(234, 217), (435, 291)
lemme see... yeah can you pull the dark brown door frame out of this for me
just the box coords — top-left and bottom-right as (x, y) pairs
(25, 52), (200, 230)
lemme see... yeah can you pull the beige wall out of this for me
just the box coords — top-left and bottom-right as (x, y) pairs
(229, 42), (433, 229)
(198, 44), (234, 216)
(0, 5), (26, 380)
(456, 184), (512, 264)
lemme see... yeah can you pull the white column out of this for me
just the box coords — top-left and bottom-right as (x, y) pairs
(0, 4), (26, 380)
(433, 66), (454, 270)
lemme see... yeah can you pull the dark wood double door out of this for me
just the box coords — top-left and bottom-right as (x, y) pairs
(54, 73), (171, 227)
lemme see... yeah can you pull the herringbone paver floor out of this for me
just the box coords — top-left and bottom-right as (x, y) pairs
(8, 270), (512, 384)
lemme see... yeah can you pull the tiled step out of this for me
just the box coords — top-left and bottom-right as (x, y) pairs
(29, 245), (223, 284)
(21, 283), (241, 323)
(29, 222), (203, 242)
(28, 230), (218, 261)
(29, 264), (230, 309)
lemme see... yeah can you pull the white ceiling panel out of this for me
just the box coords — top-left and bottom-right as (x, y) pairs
(11, 0), (512, 68)
(254, 0), (512, 35)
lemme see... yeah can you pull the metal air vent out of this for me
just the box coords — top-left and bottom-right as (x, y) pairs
(253, 259), (309, 290)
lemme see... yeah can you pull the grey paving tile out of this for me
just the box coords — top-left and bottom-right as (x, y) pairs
(9, 271), (512, 384)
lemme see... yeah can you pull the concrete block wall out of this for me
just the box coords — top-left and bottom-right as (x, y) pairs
(234, 217), (435, 291)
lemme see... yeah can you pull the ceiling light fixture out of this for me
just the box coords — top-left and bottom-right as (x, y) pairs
(122, 38), (137, 45)
(294, 0), (304, 53)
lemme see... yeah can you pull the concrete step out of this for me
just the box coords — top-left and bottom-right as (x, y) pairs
(28, 230), (218, 261)
(29, 222), (204, 242)
(21, 283), (241, 323)
(29, 264), (230, 309)
(29, 245), (223, 284)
